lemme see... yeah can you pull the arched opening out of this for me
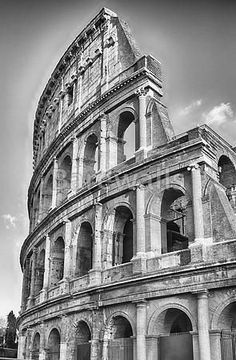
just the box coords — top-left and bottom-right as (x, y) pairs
(58, 155), (72, 204)
(217, 302), (236, 360)
(75, 321), (91, 360)
(50, 237), (65, 287)
(218, 156), (236, 211)
(113, 206), (133, 266)
(75, 222), (93, 277)
(43, 174), (53, 214)
(117, 111), (136, 164)
(157, 308), (193, 360)
(34, 249), (45, 295)
(33, 189), (40, 227)
(108, 316), (133, 360)
(82, 134), (99, 185)
(32, 333), (40, 360)
(47, 329), (60, 360)
(161, 188), (188, 253)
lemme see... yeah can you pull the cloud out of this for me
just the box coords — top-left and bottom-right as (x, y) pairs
(202, 102), (234, 126)
(1, 214), (17, 230)
(179, 99), (202, 116)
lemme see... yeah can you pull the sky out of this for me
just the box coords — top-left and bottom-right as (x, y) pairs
(0, 0), (236, 318)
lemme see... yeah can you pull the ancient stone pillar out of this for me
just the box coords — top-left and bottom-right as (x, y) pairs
(196, 290), (211, 360)
(28, 247), (37, 304)
(136, 87), (147, 149)
(99, 113), (107, 174)
(70, 136), (79, 194)
(41, 235), (50, 301)
(136, 184), (146, 254)
(136, 300), (147, 360)
(188, 163), (204, 241)
(20, 258), (30, 312)
(90, 203), (102, 285)
(63, 220), (72, 279)
(52, 157), (58, 208)
(38, 177), (44, 221)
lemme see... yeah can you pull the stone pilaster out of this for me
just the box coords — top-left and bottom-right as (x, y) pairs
(63, 220), (72, 280)
(136, 87), (147, 150)
(99, 113), (107, 175)
(41, 235), (50, 301)
(52, 157), (58, 208)
(136, 184), (146, 254)
(135, 300), (147, 360)
(195, 290), (211, 360)
(28, 247), (38, 306)
(90, 203), (102, 285)
(70, 136), (79, 195)
(187, 164), (204, 241)
(38, 178), (44, 221)
(132, 184), (146, 273)
(21, 258), (30, 312)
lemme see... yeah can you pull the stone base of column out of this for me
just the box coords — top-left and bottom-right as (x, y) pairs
(90, 339), (101, 360)
(146, 336), (158, 360)
(131, 253), (147, 274)
(40, 288), (48, 302)
(58, 278), (70, 294)
(135, 148), (148, 162)
(89, 269), (101, 286)
(189, 238), (213, 262)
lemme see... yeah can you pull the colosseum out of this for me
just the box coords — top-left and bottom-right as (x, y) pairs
(18, 7), (236, 360)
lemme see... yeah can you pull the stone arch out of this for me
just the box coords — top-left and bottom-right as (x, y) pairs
(43, 173), (53, 214)
(82, 132), (99, 185)
(147, 303), (196, 335)
(74, 320), (92, 360)
(211, 295), (236, 330)
(57, 154), (72, 204)
(32, 332), (40, 360)
(34, 248), (45, 295)
(145, 183), (189, 254)
(117, 110), (137, 164)
(75, 221), (93, 276)
(47, 328), (61, 360)
(103, 311), (134, 360)
(50, 236), (65, 287)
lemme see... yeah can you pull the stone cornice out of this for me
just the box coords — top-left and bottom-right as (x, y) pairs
(18, 259), (236, 326)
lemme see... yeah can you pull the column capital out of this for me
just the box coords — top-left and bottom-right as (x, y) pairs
(192, 288), (209, 299)
(136, 87), (148, 97)
(133, 299), (147, 306)
(187, 163), (200, 171)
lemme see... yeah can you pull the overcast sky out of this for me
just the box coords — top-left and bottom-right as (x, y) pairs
(0, 0), (236, 318)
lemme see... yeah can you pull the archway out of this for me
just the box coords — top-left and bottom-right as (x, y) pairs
(58, 155), (72, 204)
(117, 111), (136, 164)
(50, 237), (65, 287)
(82, 134), (99, 185)
(157, 308), (193, 360)
(75, 222), (93, 277)
(217, 302), (236, 360)
(161, 188), (188, 253)
(108, 316), (133, 360)
(218, 155), (236, 211)
(47, 329), (60, 360)
(113, 206), (133, 265)
(75, 321), (91, 360)
(32, 333), (40, 360)
(34, 249), (45, 295)
(43, 174), (53, 213)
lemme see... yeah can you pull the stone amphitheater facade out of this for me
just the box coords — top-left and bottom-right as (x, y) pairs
(18, 8), (236, 360)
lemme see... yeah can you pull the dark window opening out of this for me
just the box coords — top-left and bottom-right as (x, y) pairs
(67, 86), (74, 106)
